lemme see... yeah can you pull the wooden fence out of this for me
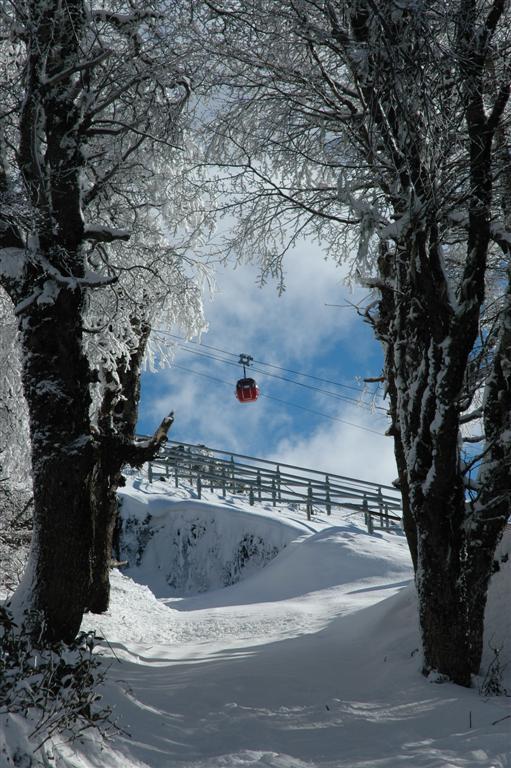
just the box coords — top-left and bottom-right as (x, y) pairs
(144, 439), (402, 533)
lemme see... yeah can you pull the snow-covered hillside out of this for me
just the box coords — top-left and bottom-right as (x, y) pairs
(4, 477), (511, 767)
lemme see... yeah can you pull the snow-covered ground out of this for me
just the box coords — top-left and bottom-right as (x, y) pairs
(5, 477), (511, 766)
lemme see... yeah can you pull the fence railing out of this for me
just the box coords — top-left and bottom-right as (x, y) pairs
(142, 439), (402, 533)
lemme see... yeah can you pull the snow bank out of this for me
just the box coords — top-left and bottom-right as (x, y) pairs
(482, 525), (511, 687)
(180, 523), (411, 609)
(117, 478), (313, 598)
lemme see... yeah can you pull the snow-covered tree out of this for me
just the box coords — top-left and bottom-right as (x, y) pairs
(193, 0), (511, 686)
(0, 290), (33, 594)
(0, 0), (209, 641)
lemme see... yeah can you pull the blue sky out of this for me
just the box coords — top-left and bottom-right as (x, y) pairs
(137, 241), (398, 486)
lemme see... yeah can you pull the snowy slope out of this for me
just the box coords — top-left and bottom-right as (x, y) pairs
(4, 479), (511, 767)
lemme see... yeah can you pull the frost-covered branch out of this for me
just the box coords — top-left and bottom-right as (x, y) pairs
(83, 224), (131, 243)
(459, 408), (484, 424)
(41, 49), (112, 88)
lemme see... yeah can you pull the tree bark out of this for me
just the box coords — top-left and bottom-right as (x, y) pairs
(415, 487), (469, 684)
(14, 286), (94, 642)
(88, 457), (122, 615)
(375, 247), (418, 571)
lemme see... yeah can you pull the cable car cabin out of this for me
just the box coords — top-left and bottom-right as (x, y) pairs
(235, 377), (260, 403)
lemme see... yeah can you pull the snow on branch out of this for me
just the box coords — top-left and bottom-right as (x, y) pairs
(41, 50), (112, 89)
(83, 224), (131, 244)
(105, 412), (175, 469)
(14, 289), (43, 317)
(462, 434), (485, 443)
(459, 408), (484, 424)
(90, 9), (164, 26)
(490, 223), (511, 255)
(35, 254), (118, 290)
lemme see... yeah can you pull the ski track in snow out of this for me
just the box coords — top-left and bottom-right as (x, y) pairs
(5, 479), (511, 768)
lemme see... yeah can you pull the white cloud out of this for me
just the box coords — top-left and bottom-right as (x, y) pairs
(143, 362), (282, 454)
(203, 240), (363, 365)
(273, 405), (397, 487)
(141, 237), (391, 487)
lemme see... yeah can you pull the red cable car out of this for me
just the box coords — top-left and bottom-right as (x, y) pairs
(235, 354), (260, 403)
(236, 377), (260, 403)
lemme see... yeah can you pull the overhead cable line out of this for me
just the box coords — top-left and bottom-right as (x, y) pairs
(249, 363), (387, 411)
(155, 330), (374, 394)
(172, 343), (382, 410)
(153, 330), (386, 411)
(169, 363), (388, 437)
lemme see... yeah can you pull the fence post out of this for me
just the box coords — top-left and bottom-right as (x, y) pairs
(384, 503), (390, 529)
(165, 459), (170, 479)
(174, 464), (179, 488)
(221, 466), (227, 498)
(148, 462), (153, 484)
(276, 465), (282, 501)
(271, 478), (277, 507)
(257, 470), (262, 501)
(307, 482), (313, 521)
(249, 487), (255, 506)
(230, 456), (236, 491)
(377, 486), (384, 528)
(197, 471), (202, 499)
(363, 496), (373, 533)
(325, 475), (331, 515)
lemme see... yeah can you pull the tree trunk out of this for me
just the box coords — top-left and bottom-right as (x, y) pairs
(415, 492), (470, 686)
(88, 321), (173, 614)
(464, 539), (501, 674)
(417, 510), (505, 686)
(13, 287), (94, 642)
(417, 560), (472, 686)
(88, 459), (123, 614)
(375, 247), (418, 571)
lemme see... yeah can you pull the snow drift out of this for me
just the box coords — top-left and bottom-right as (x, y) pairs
(117, 478), (313, 597)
